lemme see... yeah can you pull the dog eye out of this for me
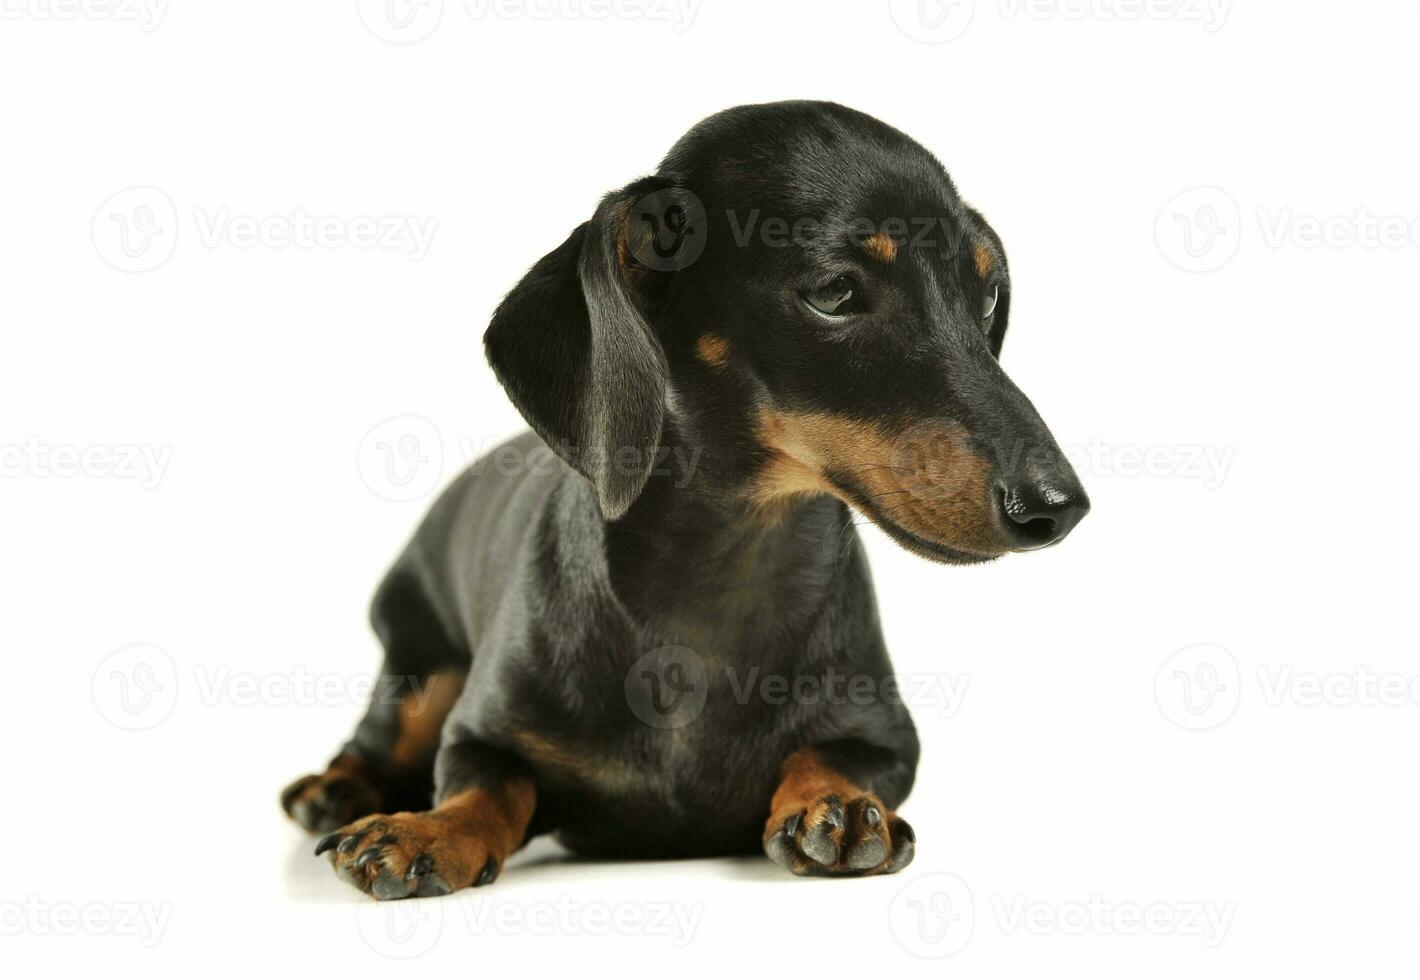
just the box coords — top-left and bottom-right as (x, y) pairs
(981, 284), (999, 320)
(804, 275), (860, 317)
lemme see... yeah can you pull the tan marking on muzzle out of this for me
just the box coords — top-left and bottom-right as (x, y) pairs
(753, 410), (1006, 555)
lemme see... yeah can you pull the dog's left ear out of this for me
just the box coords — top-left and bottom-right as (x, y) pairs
(485, 176), (691, 520)
(966, 207), (1011, 358)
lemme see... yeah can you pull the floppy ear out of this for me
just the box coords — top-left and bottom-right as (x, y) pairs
(484, 176), (685, 520)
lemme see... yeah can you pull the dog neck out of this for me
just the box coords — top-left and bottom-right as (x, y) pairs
(603, 418), (857, 640)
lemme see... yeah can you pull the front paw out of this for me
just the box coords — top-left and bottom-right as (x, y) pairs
(764, 793), (915, 877)
(281, 764), (381, 834)
(315, 811), (502, 901)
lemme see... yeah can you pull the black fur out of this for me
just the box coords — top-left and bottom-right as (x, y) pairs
(299, 101), (1089, 870)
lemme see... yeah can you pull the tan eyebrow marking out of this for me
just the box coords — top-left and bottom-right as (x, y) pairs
(696, 333), (730, 368)
(862, 233), (897, 264)
(973, 243), (994, 278)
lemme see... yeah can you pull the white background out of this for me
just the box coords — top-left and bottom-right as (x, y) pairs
(3, 0), (1417, 975)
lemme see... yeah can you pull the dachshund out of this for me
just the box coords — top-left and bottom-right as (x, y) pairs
(281, 100), (1089, 899)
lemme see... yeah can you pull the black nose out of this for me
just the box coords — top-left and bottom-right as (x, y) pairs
(995, 475), (1090, 550)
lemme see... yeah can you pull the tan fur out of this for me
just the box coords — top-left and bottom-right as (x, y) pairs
(388, 670), (467, 768)
(511, 731), (642, 794)
(973, 242), (993, 278)
(863, 232), (898, 264)
(763, 749), (898, 875)
(752, 409), (1005, 555)
(695, 333), (730, 368)
(328, 779), (537, 895)
(434, 780), (537, 863)
(770, 749), (861, 815)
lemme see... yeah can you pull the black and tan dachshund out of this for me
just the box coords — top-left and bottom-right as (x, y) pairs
(281, 101), (1089, 899)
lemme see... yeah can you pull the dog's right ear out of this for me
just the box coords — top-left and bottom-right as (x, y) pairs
(484, 177), (691, 521)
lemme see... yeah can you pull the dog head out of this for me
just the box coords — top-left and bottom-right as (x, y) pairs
(485, 101), (1088, 563)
